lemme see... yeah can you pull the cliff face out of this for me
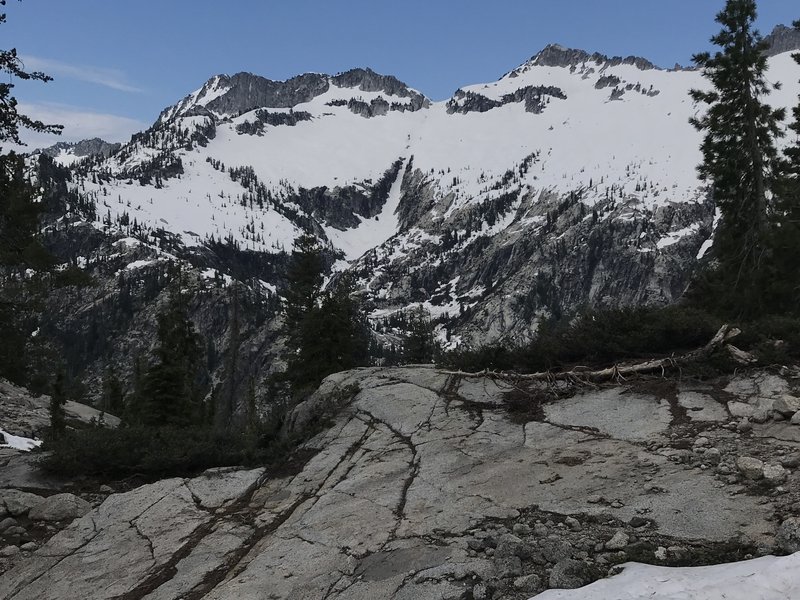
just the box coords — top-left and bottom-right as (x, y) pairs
(764, 24), (800, 57)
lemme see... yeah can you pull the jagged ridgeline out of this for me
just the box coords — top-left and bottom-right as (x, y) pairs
(29, 27), (800, 404)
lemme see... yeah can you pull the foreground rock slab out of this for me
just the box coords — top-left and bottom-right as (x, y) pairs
(0, 469), (263, 600)
(2, 367), (800, 599)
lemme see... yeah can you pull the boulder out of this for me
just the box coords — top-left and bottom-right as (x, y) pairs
(28, 493), (91, 522)
(763, 464), (788, 486)
(513, 573), (542, 593)
(780, 454), (800, 469)
(550, 559), (595, 589)
(703, 447), (722, 465)
(0, 490), (44, 517)
(776, 517), (800, 553)
(605, 530), (630, 550)
(772, 395), (800, 417)
(751, 409), (770, 424)
(728, 402), (755, 419)
(736, 457), (764, 480)
(540, 538), (573, 563)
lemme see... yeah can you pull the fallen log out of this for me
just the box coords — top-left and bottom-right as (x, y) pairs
(441, 324), (746, 384)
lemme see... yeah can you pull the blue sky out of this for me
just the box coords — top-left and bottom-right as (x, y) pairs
(5, 0), (799, 147)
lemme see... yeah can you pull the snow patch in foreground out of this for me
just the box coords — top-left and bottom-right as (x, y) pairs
(0, 429), (43, 452)
(532, 552), (800, 599)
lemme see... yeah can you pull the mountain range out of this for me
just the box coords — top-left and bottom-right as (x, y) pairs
(34, 25), (800, 403)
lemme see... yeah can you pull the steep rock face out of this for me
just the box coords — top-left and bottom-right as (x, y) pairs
(158, 72), (331, 123)
(765, 24), (800, 57)
(38, 232), (285, 421)
(360, 166), (713, 345)
(3, 367), (800, 599)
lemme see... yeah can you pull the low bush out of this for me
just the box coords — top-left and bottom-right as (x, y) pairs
(734, 315), (800, 365)
(440, 303), (800, 376)
(40, 426), (266, 478)
(39, 383), (347, 481)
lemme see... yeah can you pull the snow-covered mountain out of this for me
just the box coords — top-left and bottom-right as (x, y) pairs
(51, 30), (800, 351)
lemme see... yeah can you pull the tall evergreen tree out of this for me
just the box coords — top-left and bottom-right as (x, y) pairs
(767, 21), (800, 313)
(0, 0), (61, 384)
(139, 282), (203, 428)
(102, 366), (125, 416)
(689, 0), (786, 315)
(215, 286), (241, 430)
(49, 369), (67, 439)
(282, 235), (324, 390)
(315, 274), (371, 376)
(282, 238), (370, 392)
(402, 307), (437, 364)
(786, 21), (800, 173)
(283, 234), (324, 337)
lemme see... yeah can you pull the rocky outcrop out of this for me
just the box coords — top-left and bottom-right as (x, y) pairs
(235, 109), (313, 135)
(3, 367), (799, 599)
(764, 24), (800, 58)
(447, 86), (567, 115)
(519, 44), (658, 72)
(0, 379), (120, 438)
(159, 72), (331, 122)
(41, 139), (121, 160)
(331, 68), (430, 112)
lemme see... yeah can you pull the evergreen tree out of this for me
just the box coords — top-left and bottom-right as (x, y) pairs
(139, 283), (203, 428)
(768, 22), (800, 313)
(124, 353), (143, 424)
(786, 21), (800, 173)
(215, 286), (241, 430)
(0, 0), (60, 385)
(49, 369), (67, 438)
(102, 367), (125, 416)
(402, 307), (437, 364)
(282, 238), (369, 392)
(315, 274), (371, 376)
(689, 0), (786, 316)
(0, 0), (62, 149)
(283, 234), (324, 339)
(282, 235), (324, 390)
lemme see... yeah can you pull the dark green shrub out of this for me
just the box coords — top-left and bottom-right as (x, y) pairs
(39, 427), (263, 478)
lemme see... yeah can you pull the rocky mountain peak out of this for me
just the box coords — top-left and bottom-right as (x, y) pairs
(510, 43), (659, 77)
(158, 71), (331, 124)
(764, 24), (800, 57)
(158, 67), (430, 126)
(530, 43), (593, 68)
(331, 67), (423, 99)
(40, 138), (121, 159)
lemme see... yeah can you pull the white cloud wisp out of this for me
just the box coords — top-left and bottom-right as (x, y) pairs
(19, 55), (144, 94)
